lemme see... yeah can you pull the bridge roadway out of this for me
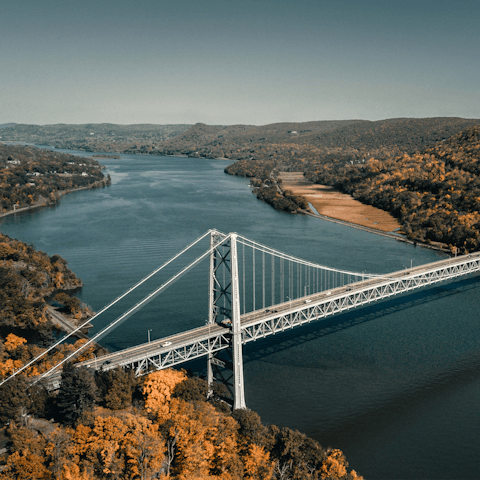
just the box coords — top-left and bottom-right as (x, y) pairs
(45, 252), (480, 387)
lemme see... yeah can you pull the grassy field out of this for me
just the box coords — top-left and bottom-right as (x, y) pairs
(279, 172), (401, 233)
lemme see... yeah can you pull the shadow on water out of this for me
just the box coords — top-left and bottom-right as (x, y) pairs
(321, 344), (480, 448)
(180, 274), (480, 379)
(241, 274), (480, 364)
(179, 274), (480, 479)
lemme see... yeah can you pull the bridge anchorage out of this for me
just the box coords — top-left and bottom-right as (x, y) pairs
(4, 229), (480, 410)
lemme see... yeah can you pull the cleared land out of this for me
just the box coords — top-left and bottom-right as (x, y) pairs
(279, 172), (401, 232)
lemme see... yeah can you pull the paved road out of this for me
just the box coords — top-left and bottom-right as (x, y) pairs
(47, 306), (92, 340)
(44, 251), (480, 386)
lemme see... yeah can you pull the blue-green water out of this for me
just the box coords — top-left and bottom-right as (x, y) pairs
(1, 151), (479, 479)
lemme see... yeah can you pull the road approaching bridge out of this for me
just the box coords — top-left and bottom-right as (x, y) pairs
(45, 248), (480, 399)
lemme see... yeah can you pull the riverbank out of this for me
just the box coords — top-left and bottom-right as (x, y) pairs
(279, 172), (401, 232)
(0, 180), (109, 219)
(0, 201), (49, 219)
(279, 172), (450, 253)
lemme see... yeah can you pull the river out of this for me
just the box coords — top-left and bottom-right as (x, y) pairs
(1, 150), (479, 479)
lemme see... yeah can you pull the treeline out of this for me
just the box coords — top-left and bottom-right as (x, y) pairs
(0, 124), (191, 153)
(0, 233), (98, 379)
(253, 184), (310, 213)
(149, 117), (479, 161)
(226, 125), (480, 252)
(0, 365), (363, 480)
(0, 144), (110, 214)
(305, 126), (480, 252)
(3, 118), (478, 161)
(226, 160), (309, 213)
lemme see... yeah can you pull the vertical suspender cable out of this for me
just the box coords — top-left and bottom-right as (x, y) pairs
(305, 265), (308, 295)
(253, 246), (255, 312)
(262, 249), (265, 309)
(223, 249), (226, 312)
(298, 263), (300, 298)
(297, 263), (301, 298)
(304, 264), (306, 295)
(271, 254), (275, 306)
(242, 242), (245, 314)
(308, 266), (310, 295)
(289, 261), (293, 300)
(280, 258), (284, 302)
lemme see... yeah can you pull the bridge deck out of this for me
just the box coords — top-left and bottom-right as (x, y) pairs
(45, 252), (480, 387)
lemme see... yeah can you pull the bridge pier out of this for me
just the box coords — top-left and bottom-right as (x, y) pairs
(207, 231), (246, 410)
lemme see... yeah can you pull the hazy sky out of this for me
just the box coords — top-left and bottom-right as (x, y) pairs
(1, 0), (479, 125)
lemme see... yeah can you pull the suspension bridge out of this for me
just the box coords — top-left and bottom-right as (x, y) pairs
(6, 229), (480, 409)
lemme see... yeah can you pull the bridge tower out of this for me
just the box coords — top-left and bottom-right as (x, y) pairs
(207, 231), (246, 409)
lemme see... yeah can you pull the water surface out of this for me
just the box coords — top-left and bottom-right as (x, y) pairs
(1, 151), (479, 479)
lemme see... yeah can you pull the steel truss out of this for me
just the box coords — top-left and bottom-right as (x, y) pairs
(43, 241), (480, 413)
(242, 255), (480, 343)
(122, 331), (232, 377)
(46, 329), (233, 390)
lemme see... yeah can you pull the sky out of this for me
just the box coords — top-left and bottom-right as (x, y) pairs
(1, 0), (479, 126)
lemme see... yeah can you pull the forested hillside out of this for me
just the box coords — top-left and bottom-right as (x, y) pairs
(0, 364), (363, 480)
(154, 117), (479, 162)
(0, 144), (110, 214)
(0, 233), (98, 379)
(3, 118), (478, 162)
(0, 124), (191, 153)
(305, 126), (480, 252)
(224, 123), (480, 252)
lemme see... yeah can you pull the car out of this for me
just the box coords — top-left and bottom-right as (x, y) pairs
(162, 341), (172, 347)
(325, 291), (332, 295)
(304, 299), (312, 304)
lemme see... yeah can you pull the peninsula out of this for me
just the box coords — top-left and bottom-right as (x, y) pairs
(0, 144), (111, 217)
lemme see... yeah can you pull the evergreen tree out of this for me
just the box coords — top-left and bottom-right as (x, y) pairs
(55, 362), (97, 425)
(0, 375), (31, 424)
(95, 366), (137, 410)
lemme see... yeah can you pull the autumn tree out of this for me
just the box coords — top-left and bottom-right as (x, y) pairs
(243, 444), (274, 480)
(0, 450), (50, 480)
(166, 398), (242, 479)
(142, 368), (186, 420)
(66, 414), (165, 480)
(41, 426), (74, 479)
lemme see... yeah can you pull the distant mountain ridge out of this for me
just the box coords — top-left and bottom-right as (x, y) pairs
(157, 117), (480, 160)
(1, 118), (479, 161)
(0, 123), (192, 153)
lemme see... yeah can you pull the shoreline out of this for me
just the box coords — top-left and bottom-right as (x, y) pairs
(0, 182), (109, 220)
(0, 201), (50, 219)
(301, 208), (449, 253)
(277, 172), (450, 254)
